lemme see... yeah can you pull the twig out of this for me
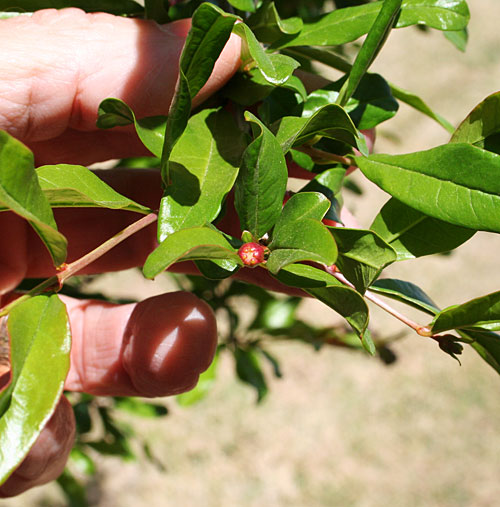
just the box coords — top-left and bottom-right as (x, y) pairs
(296, 145), (355, 167)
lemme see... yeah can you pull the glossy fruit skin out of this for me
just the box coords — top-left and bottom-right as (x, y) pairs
(238, 242), (266, 267)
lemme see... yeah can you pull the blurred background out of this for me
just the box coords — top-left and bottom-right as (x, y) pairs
(6, 1), (500, 506)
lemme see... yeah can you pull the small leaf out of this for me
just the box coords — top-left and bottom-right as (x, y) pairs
(444, 28), (468, 52)
(97, 98), (167, 158)
(303, 74), (398, 130)
(143, 227), (241, 279)
(234, 112), (288, 238)
(177, 353), (218, 406)
(275, 104), (361, 154)
(355, 144), (500, 233)
(370, 278), (439, 316)
(234, 23), (300, 85)
(370, 198), (476, 260)
(275, 191), (330, 223)
(0, 131), (67, 266)
(36, 164), (152, 214)
(431, 291), (500, 334)
(227, 0), (255, 13)
(144, 0), (169, 23)
(158, 108), (245, 240)
(0, 295), (71, 486)
(234, 347), (268, 403)
(248, 1), (302, 43)
(328, 228), (397, 293)
(451, 91), (500, 155)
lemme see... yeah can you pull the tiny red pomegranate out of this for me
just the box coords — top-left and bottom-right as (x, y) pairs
(238, 242), (266, 267)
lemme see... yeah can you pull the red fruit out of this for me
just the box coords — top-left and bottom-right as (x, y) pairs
(238, 242), (266, 267)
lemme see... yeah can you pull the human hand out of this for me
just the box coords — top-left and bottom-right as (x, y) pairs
(0, 8), (240, 497)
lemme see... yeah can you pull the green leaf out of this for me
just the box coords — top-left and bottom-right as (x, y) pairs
(451, 91), (500, 155)
(337, 0), (401, 107)
(195, 258), (241, 280)
(390, 84), (454, 133)
(158, 108), (245, 241)
(234, 23), (300, 85)
(161, 3), (237, 184)
(177, 352), (218, 406)
(0, 131), (67, 266)
(69, 448), (96, 476)
(299, 168), (345, 222)
(370, 198), (475, 260)
(267, 192), (337, 273)
(114, 398), (168, 418)
(250, 297), (301, 330)
(0, 295), (71, 486)
(35, 164), (152, 214)
(328, 228), (397, 293)
(0, 0), (144, 15)
(303, 74), (398, 130)
(275, 104), (361, 154)
(97, 98), (167, 158)
(227, 0), (255, 12)
(274, 0), (469, 49)
(273, 264), (370, 350)
(444, 28), (468, 52)
(370, 278), (439, 316)
(431, 291), (500, 334)
(458, 329), (500, 375)
(248, 1), (302, 43)
(234, 347), (268, 403)
(234, 112), (288, 238)
(143, 226), (241, 279)
(56, 469), (88, 507)
(355, 143), (500, 233)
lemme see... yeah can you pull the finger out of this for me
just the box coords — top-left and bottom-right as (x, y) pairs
(0, 396), (75, 498)
(63, 292), (217, 397)
(1, 8), (241, 164)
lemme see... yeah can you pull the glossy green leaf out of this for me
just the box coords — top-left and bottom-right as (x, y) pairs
(248, 1), (302, 43)
(143, 227), (241, 279)
(0, 131), (67, 266)
(370, 278), (439, 316)
(273, 263), (370, 350)
(355, 143), (500, 233)
(275, 104), (362, 154)
(97, 98), (167, 158)
(275, 0), (469, 49)
(161, 3), (237, 183)
(158, 108), (245, 240)
(0, 295), (71, 486)
(370, 198), (475, 260)
(390, 84), (454, 133)
(303, 74), (398, 130)
(234, 347), (268, 402)
(227, 0), (255, 12)
(459, 329), (500, 375)
(328, 227), (397, 293)
(35, 164), (152, 214)
(431, 291), (500, 334)
(177, 352), (218, 406)
(234, 112), (288, 238)
(234, 23), (300, 85)
(0, 0), (144, 14)
(337, 0), (401, 107)
(451, 92), (500, 155)
(195, 258), (241, 280)
(444, 27), (468, 52)
(275, 191), (330, 223)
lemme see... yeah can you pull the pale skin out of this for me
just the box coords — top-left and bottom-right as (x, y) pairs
(0, 8), (374, 497)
